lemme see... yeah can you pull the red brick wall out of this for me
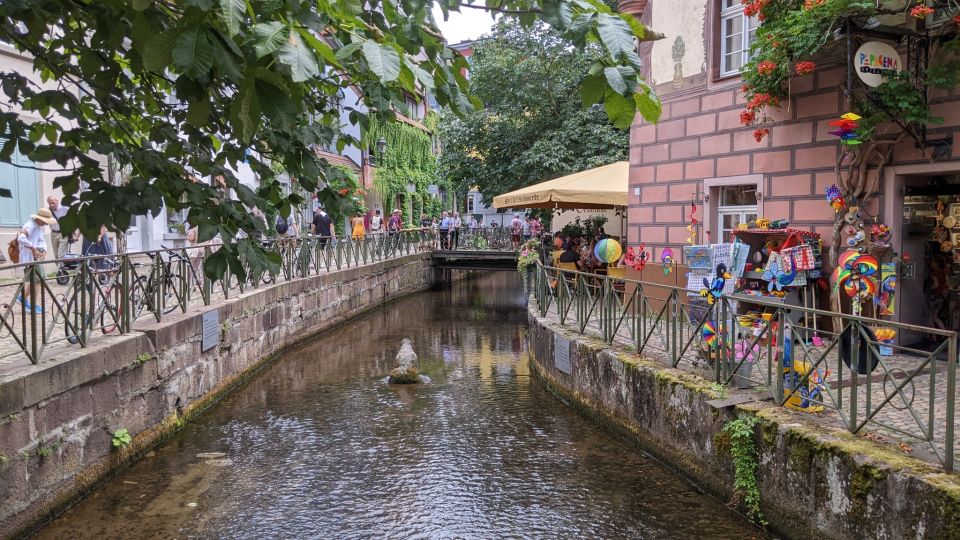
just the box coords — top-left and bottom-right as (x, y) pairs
(628, 58), (960, 262)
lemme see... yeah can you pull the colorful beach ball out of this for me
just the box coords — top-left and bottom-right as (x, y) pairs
(594, 238), (622, 263)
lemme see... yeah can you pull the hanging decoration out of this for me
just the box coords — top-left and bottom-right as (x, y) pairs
(825, 184), (846, 213)
(828, 112), (862, 145)
(622, 244), (649, 271)
(594, 238), (623, 264)
(762, 256), (796, 292)
(687, 203), (698, 245)
(660, 247), (674, 275)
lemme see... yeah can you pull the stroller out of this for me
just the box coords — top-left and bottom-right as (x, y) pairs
(56, 236), (116, 285)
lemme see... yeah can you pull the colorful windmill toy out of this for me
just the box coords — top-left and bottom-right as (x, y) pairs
(828, 112), (862, 145)
(702, 320), (718, 347)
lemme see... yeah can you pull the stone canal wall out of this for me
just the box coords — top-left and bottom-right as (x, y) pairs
(527, 303), (960, 539)
(0, 253), (440, 538)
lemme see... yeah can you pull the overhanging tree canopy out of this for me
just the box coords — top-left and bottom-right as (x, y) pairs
(0, 0), (661, 279)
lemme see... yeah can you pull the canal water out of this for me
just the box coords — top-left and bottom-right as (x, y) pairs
(37, 272), (760, 539)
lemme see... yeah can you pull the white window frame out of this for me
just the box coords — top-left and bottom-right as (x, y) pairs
(466, 193), (477, 214)
(719, 0), (759, 77)
(704, 175), (764, 243)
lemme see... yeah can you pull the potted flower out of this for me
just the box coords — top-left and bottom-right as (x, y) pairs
(517, 239), (542, 290)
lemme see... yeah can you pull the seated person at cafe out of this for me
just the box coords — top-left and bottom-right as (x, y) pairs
(559, 241), (583, 269)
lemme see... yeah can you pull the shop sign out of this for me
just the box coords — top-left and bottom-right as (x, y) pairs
(854, 41), (902, 87)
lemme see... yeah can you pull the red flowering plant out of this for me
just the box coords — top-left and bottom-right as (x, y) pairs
(737, 0), (960, 262)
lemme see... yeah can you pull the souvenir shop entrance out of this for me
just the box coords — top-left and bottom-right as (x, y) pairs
(898, 173), (960, 346)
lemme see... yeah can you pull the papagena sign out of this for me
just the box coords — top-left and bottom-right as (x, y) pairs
(855, 41), (902, 87)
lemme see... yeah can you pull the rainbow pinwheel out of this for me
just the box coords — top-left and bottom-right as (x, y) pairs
(702, 320), (718, 347)
(660, 247), (674, 275)
(832, 250), (879, 300)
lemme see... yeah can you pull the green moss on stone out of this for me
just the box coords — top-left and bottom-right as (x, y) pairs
(851, 464), (888, 499)
(713, 430), (731, 457)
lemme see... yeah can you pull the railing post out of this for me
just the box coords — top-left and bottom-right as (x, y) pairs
(120, 255), (131, 333)
(775, 310), (785, 406)
(946, 335), (957, 472)
(849, 321), (860, 432)
(28, 264), (38, 363)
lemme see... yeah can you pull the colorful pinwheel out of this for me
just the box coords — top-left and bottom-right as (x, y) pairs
(825, 184), (846, 213)
(622, 244), (648, 271)
(832, 250), (879, 300)
(702, 320), (718, 348)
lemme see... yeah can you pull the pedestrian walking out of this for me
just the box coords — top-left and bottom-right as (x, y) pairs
(47, 195), (73, 258)
(17, 208), (57, 313)
(370, 209), (384, 235)
(521, 214), (531, 241)
(419, 213), (433, 249)
(311, 208), (335, 248)
(351, 211), (366, 241)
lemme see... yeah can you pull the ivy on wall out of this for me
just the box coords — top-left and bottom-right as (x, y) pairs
(364, 115), (444, 221)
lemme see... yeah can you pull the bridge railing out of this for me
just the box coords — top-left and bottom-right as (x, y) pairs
(434, 227), (518, 251)
(531, 261), (958, 471)
(0, 229), (431, 365)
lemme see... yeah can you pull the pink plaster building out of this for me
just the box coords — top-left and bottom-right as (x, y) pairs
(622, 0), (960, 328)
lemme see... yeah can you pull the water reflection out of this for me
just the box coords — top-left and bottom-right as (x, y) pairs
(37, 272), (760, 539)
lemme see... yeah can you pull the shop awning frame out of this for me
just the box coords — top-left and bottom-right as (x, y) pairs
(492, 161), (628, 210)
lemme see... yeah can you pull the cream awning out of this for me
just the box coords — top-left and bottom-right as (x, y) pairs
(491, 161), (628, 210)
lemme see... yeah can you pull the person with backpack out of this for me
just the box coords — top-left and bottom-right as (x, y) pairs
(14, 207), (57, 313)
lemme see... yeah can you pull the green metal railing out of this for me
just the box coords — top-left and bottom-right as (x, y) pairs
(0, 229), (431, 365)
(532, 261), (958, 471)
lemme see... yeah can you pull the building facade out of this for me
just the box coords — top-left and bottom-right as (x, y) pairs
(625, 0), (960, 329)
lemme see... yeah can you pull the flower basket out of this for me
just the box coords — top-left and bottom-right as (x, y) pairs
(868, 241), (892, 261)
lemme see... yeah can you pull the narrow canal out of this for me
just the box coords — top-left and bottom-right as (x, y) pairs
(37, 272), (759, 539)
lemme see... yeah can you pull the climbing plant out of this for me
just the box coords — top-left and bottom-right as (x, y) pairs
(723, 415), (766, 526)
(737, 0), (960, 261)
(364, 115), (440, 221)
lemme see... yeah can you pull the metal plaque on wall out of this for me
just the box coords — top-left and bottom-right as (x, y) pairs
(201, 309), (220, 353)
(554, 335), (571, 374)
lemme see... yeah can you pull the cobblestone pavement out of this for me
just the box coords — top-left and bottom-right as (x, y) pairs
(534, 300), (959, 468)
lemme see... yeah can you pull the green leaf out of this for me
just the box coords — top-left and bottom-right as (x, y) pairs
(219, 0), (245, 37)
(581, 73), (606, 106)
(409, 63), (435, 89)
(186, 98), (210, 127)
(279, 32), (319, 82)
(297, 28), (341, 68)
(132, 0), (152, 11)
(603, 91), (635, 129)
(597, 12), (635, 57)
(362, 41), (401, 83)
(142, 28), (182, 72)
(172, 27), (215, 78)
(603, 66), (626, 94)
(252, 22), (288, 58)
(634, 87), (662, 124)
(335, 41), (362, 61)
